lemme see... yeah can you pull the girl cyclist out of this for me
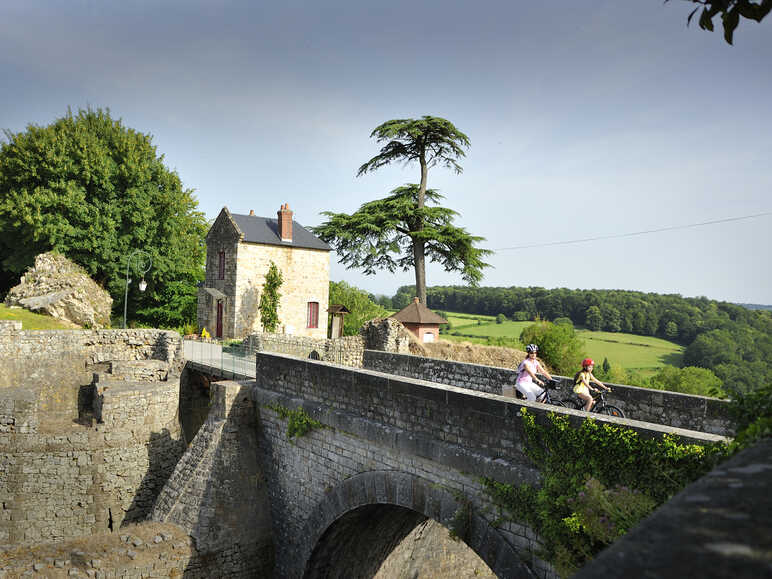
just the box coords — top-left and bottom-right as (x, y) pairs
(516, 344), (553, 401)
(573, 358), (611, 411)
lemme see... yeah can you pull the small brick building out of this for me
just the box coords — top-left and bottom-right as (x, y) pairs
(390, 297), (448, 343)
(197, 205), (331, 339)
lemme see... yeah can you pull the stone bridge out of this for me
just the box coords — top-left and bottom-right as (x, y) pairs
(152, 347), (728, 578)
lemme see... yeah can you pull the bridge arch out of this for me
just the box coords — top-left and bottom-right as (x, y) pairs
(300, 470), (532, 579)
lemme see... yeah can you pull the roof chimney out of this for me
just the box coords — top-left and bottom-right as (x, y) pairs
(249, 209), (255, 216)
(277, 203), (293, 242)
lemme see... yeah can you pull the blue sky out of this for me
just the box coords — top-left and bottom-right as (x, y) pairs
(2, 1), (770, 303)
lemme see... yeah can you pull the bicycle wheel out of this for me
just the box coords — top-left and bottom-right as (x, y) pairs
(600, 405), (625, 418)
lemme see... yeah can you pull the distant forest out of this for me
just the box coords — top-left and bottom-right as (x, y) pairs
(383, 285), (772, 395)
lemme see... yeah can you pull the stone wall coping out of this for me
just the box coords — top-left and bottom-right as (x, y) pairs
(255, 351), (727, 445)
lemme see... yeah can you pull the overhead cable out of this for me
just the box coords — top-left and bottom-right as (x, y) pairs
(493, 211), (772, 252)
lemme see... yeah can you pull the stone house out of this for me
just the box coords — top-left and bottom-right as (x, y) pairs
(390, 297), (448, 343)
(197, 205), (331, 339)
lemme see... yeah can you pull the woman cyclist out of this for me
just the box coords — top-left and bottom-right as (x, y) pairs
(516, 344), (553, 401)
(573, 358), (611, 411)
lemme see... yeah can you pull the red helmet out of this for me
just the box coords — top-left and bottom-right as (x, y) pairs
(582, 358), (594, 368)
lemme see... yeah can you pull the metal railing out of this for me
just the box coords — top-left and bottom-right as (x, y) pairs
(183, 339), (256, 378)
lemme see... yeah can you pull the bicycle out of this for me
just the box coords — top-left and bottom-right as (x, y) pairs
(514, 377), (569, 408)
(563, 389), (625, 418)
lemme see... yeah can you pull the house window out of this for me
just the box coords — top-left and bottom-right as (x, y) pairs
(307, 302), (319, 329)
(218, 251), (225, 280)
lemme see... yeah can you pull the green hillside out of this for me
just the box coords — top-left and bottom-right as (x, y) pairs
(439, 312), (682, 375)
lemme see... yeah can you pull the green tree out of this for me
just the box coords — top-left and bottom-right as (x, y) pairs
(650, 366), (724, 397)
(520, 321), (585, 375)
(665, 320), (679, 339)
(0, 107), (207, 325)
(496, 313), (507, 324)
(666, 0), (771, 44)
(258, 261), (283, 332)
(585, 306), (603, 331)
(329, 281), (389, 335)
(314, 184), (490, 307)
(314, 116), (490, 305)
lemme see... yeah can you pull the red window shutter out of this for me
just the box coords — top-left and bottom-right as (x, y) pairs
(218, 251), (225, 280)
(307, 302), (319, 328)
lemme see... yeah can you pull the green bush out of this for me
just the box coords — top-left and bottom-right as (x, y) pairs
(521, 321), (584, 374)
(496, 313), (507, 324)
(649, 366), (724, 397)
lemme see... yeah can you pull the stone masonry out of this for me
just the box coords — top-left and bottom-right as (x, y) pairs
(363, 350), (734, 436)
(0, 330), (185, 547)
(197, 206), (330, 339)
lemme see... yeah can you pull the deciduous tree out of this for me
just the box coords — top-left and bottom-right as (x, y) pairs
(0, 107), (207, 326)
(667, 0), (770, 44)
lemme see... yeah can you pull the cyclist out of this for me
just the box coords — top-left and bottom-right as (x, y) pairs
(573, 358), (611, 411)
(516, 344), (553, 401)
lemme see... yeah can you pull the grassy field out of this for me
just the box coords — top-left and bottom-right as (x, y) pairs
(438, 311), (683, 375)
(0, 304), (77, 330)
(576, 330), (682, 374)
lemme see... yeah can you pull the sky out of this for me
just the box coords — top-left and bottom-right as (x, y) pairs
(1, 1), (770, 304)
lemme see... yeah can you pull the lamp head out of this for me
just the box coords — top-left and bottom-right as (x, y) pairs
(139, 279), (147, 292)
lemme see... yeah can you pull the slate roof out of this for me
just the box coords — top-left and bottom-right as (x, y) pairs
(230, 212), (331, 251)
(390, 298), (448, 325)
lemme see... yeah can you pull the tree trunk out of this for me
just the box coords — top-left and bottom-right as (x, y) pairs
(414, 238), (426, 305)
(414, 148), (428, 303)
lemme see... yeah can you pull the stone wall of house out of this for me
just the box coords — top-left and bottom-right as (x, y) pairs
(197, 209), (241, 338)
(233, 242), (329, 339)
(362, 351), (734, 436)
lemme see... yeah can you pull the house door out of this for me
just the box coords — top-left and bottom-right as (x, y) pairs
(216, 300), (223, 338)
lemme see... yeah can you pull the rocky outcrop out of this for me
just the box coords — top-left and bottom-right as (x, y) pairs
(4, 252), (112, 328)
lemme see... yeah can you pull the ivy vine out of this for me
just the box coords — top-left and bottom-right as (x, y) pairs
(482, 408), (730, 577)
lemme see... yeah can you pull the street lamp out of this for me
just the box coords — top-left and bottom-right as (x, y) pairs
(123, 249), (152, 329)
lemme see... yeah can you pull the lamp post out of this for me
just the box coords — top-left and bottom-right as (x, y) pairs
(123, 249), (152, 329)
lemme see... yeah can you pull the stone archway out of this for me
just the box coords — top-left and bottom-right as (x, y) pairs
(300, 470), (533, 579)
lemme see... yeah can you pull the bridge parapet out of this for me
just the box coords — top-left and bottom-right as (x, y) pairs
(363, 350), (733, 436)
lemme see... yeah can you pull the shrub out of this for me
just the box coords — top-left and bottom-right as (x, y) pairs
(520, 321), (584, 374)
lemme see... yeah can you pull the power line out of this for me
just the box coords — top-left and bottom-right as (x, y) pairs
(493, 211), (772, 252)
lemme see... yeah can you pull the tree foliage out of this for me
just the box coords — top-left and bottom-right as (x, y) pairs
(314, 185), (490, 304)
(328, 281), (389, 336)
(258, 261), (283, 332)
(0, 107), (207, 326)
(520, 321), (585, 375)
(667, 0), (771, 44)
(316, 116), (489, 305)
(401, 284), (772, 395)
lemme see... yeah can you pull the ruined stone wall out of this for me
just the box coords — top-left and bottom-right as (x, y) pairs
(0, 331), (185, 547)
(242, 317), (411, 368)
(0, 329), (182, 426)
(363, 350), (733, 436)
(0, 378), (185, 546)
(246, 332), (365, 366)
